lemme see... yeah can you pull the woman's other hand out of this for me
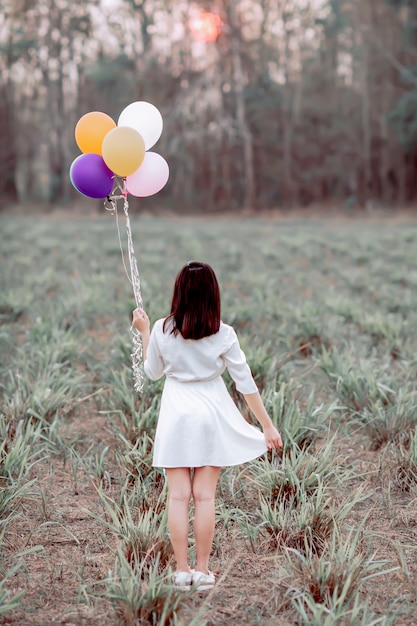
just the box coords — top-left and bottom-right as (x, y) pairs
(263, 425), (283, 451)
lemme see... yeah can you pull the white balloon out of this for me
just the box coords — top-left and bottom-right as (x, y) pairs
(126, 152), (169, 197)
(118, 101), (163, 150)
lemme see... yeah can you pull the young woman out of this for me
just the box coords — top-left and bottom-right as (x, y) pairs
(132, 261), (282, 591)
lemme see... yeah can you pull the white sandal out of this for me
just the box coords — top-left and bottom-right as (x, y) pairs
(173, 570), (193, 591)
(193, 570), (215, 591)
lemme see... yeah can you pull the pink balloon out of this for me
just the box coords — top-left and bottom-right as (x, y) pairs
(126, 152), (169, 197)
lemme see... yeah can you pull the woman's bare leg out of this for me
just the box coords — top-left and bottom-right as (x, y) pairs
(192, 466), (221, 574)
(165, 468), (192, 572)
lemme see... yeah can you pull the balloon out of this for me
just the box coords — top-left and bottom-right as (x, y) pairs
(75, 111), (116, 155)
(126, 152), (169, 197)
(102, 126), (146, 177)
(70, 153), (114, 199)
(118, 101), (163, 151)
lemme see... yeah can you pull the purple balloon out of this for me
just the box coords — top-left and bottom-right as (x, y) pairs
(70, 153), (114, 199)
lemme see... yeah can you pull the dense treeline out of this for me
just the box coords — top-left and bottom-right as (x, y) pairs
(0, 0), (416, 212)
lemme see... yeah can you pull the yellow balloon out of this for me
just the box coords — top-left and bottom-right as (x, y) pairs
(75, 111), (116, 154)
(102, 127), (146, 177)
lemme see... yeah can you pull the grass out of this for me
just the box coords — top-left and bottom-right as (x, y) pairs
(1, 211), (417, 624)
(390, 427), (417, 493)
(0, 561), (26, 616)
(87, 485), (172, 572)
(105, 551), (185, 626)
(284, 525), (399, 623)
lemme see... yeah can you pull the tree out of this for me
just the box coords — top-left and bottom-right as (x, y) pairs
(385, 0), (417, 203)
(0, 2), (23, 205)
(2, 0), (417, 211)
(1, 0), (97, 204)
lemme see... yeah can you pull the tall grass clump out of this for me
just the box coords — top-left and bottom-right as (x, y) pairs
(319, 349), (396, 415)
(263, 381), (336, 449)
(2, 316), (87, 426)
(288, 302), (332, 357)
(98, 365), (141, 420)
(87, 485), (172, 573)
(0, 560), (26, 618)
(0, 416), (41, 521)
(248, 437), (348, 503)
(0, 417), (42, 480)
(0, 288), (34, 323)
(358, 311), (405, 360)
(3, 359), (85, 426)
(390, 427), (417, 492)
(360, 389), (417, 450)
(106, 551), (185, 626)
(100, 366), (161, 437)
(114, 431), (158, 488)
(285, 526), (398, 625)
(253, 484), (367, 557)
(242, 440), (366, 554)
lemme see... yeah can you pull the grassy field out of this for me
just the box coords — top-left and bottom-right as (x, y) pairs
(1, 210), (417, 625)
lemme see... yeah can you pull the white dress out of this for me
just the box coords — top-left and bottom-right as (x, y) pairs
(144, 319), (267, 468)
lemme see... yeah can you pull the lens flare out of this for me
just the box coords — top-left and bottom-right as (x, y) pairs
(189, 12), (223, 43)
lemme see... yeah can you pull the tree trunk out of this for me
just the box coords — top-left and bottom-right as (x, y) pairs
(280, 3), (295, 208)
(361, 42), (372, 208)
(229, 0), (255, 211)
(0, 33), (18, 208)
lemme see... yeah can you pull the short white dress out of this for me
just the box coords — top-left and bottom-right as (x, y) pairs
(144, 318), (267, 468)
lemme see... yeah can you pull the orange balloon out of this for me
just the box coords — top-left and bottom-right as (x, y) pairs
(75, 111), (116, 155)
(102, 126), (146, 177)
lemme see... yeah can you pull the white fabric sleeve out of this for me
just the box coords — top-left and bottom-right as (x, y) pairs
(222, 328), (258, 394)
(143, 325), (165, 381)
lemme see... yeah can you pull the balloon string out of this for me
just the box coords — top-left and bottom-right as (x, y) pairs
(105, 180), (144, 392)
(122, 190), (143, 309)
(115, 199), (133, 287)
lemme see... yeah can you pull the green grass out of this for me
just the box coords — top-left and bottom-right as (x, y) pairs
(1, 212), (417, 624)
(284, 525), (398, 624)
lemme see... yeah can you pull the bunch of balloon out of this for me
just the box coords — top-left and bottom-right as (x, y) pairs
(69, 101), (169, 199)
(69, 102), (169, 394)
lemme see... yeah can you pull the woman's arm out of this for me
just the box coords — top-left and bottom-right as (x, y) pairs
(243, 391), (283, 450)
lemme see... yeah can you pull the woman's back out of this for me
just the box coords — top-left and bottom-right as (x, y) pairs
(144, 318), (257, 394)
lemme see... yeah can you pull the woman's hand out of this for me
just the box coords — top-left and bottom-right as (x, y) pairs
(132, 308), (150, 334)
(263, 425), (283, 450)
(243, 392), (283, 450)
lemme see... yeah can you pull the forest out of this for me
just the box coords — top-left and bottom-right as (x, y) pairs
(1, 0), (417, 213)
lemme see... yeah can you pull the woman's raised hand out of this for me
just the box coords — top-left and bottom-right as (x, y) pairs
(132, 308), (150, 334)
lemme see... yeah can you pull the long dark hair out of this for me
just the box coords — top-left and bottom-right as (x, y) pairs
(163, 261), (221, 339)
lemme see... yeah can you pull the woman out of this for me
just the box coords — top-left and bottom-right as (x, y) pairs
(132, 261), (282, 591)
